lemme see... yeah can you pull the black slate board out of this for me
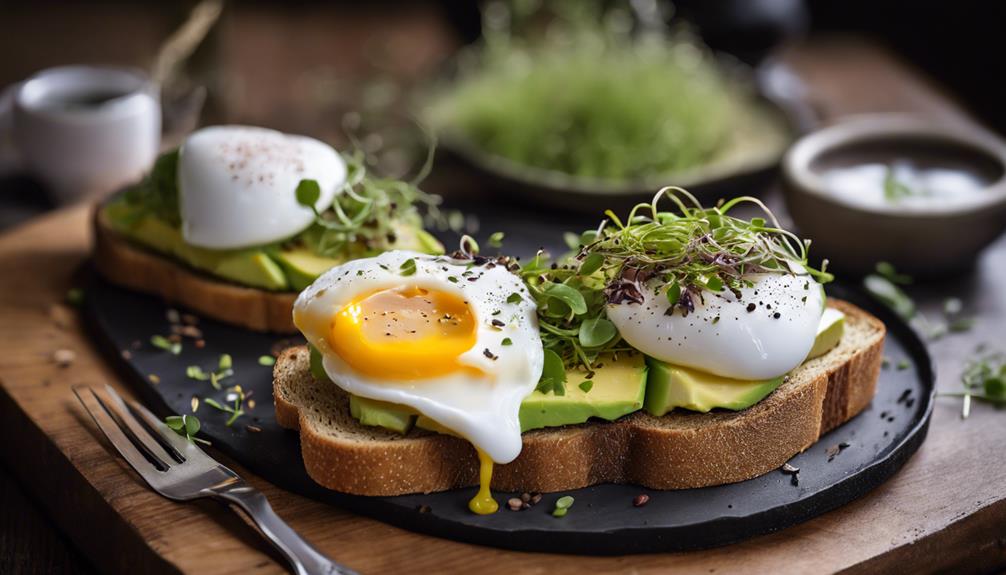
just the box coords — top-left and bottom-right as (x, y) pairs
(83, 274), (933, 555)
(82, 200), (934, 555)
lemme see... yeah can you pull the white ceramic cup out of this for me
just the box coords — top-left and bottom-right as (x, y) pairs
(0, 65), (161, 204)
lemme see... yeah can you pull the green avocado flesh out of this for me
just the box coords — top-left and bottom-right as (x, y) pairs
(308, 347), (646, 434)
(102, 197), (441, 291)
(516, 353), (646, 432)
(308, 304), (847, 434)
(808, 307), (845, 360)
(644, 359), (784, 416)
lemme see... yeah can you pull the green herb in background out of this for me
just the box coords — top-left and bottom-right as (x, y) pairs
(426, 1), (785, 183)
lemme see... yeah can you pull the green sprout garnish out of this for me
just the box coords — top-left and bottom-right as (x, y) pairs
(293, 135), (453, 260)
(203, 385), (246, 427)
(941, 351), (1006, 418)
(552, 495), (575, 517)
(150, 335), (181, 355)
(165, 414), (209, 445)
(517, 187), (830, 377)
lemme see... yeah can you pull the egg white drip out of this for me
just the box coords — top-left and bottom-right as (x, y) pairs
(607, 272), (825, 380)
(294, 250), (543, 464)
(179, 125), (346, 249)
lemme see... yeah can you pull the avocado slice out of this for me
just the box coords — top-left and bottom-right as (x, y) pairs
(807, 308), (845, 360)
(643, 308), (847, 415)
(274, 248), (344, 291)
(273, 224), (444, 290)
(213, 252), (288, 291)
(103, 201), (289, 290)
(350, 395), (417, 434)
(518, 353), (646, 431)
(413, 354), (646, 434)
(644, 359), (784, 416)
(312, 345), (648, 435)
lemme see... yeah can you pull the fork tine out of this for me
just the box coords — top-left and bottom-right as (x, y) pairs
(128, 395), (210, 463)
(73, 385), (162, 480)
(100, 384), (179, 466)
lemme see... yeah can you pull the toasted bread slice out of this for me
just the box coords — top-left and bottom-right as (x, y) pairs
(274, 299), (885, 495)
(92, 206), (299, 333)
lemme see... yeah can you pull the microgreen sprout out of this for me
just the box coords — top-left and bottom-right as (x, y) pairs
(203, 385), (246, 427)
(941, 351), (1006, 418)
(292, 132), (459, 260)
(552, 495), (575, 517)
(150, 335), (181, 355)
(518, 187), (831, 378)
(165, 414), (209, 445)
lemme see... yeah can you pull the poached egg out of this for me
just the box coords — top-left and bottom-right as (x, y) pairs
(293, 250), (544, 513)
(179, 125), (346, 249)
(607, 272), (825, 380)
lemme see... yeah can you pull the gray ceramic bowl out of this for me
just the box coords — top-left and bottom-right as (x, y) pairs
(781, 115), (1006, 276)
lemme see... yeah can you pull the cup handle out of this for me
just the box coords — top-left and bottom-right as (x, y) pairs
(0, 82), (23, 176)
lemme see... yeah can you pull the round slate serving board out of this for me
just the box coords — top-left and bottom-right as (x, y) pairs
(81, 211), (934, 554)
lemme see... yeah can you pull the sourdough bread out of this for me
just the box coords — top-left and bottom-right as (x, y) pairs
(274, 299), (885, 494)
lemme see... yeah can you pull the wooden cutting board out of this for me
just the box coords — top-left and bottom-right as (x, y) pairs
(2, 38), (1006, 574)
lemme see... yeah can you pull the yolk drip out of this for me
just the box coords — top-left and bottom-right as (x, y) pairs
(468, 448), (498, 515)
(329, 285), (478, 380)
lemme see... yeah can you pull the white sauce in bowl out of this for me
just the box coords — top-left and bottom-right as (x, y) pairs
(821, 159), (988, 210)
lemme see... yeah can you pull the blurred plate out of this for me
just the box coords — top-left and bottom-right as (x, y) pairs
(437, 64), (804, 213)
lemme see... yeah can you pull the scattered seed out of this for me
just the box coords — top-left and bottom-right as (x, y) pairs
(247, 399), (256, 410)
(826, 444), (841, 461)
(149, 374), (161, 384)
(52, 349), (75, 368)
(191, 397), (200, 412)
(245, 425), (262, 433)
(896, 389), (912, 404)
(520, 492), (531, 503)
(195, 339), (206, 349)
(417, 505), (432, 514)
(181, 313), (199, 326)
(633, 494), (650, 507)
(530, 493), (542, 505)
(781, 463), (799, 474)
(507, 498), (523, 511)
(121, 350), (132, 360)
(166, 309), (181, 324)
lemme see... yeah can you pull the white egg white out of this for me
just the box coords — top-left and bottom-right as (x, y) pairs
(607, 273), (825, 380)
(294, 251), (543, 464)
(179, 125), (346, 249)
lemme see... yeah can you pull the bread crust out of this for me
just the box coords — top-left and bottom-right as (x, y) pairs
(92, 207), (299, 333)
(274, 300), (885, 495)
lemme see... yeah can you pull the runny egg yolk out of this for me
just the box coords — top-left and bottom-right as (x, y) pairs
(329, 285), (479, 380)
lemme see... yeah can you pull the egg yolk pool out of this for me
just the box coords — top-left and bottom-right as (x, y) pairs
(330, 285), (479, 380)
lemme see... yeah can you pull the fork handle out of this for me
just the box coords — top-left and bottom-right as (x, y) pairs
(210, 482), (358, 575)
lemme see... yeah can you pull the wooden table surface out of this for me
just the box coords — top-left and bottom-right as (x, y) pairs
(2, 37), (1006, 574)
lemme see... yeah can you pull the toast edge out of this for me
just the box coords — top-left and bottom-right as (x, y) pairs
(91, 205), (298, 333)
(273, 300), (886, 494)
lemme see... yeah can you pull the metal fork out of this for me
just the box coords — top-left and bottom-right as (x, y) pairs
(73, 384), (357, 575)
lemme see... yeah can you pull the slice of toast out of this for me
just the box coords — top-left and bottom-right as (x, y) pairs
(274, 299), (885, 495)
(92, 206), (299, 333)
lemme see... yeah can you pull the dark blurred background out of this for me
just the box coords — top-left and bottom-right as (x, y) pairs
(1, 0), (1004, 228)
(2, 0), (1004, 133)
